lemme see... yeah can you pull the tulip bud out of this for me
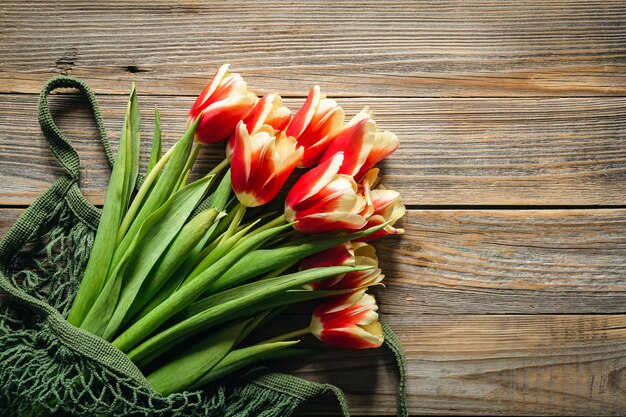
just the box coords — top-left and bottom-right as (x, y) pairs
(320, 107), (398, 181)
(310, 289), (384, 349)
(231, 122), (303, 207)
(302, 242), (383, 290)
(286, 86), (345, 168)
(188, 64), (258, 143)
(226, 93), (292, 155)
(285, 152), (367, 233)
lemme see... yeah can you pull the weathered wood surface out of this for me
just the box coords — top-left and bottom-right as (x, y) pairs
(290, 314), (626, 416)
(1, 1), (625, 97)
(1, 0), (625, 415)
(1, 93), (625, 206)
(2, 208), (626, 315)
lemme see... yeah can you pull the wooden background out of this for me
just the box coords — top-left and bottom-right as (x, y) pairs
(1, 1), (625, 415)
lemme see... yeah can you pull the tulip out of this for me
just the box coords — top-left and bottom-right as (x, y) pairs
(302, 242), (383, 290)
(310, 289), (384, 349)
(357, 169), (406, 241)
(320, 107), (399, 181)
(284, 152), (367, 233)
(286, 86), (344, 168)
(188, 64), (258, 143)
(231, 122), (303, 207)
(226, 93), (292, 155)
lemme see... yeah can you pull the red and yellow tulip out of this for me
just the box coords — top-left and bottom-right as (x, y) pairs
(231, 122), (303, 207)
(286, 86), (345, 168)
(320, 107), (399, 181)
(310, 289), (384, 349)
(188, 64), (258, 144)
(227, 93), (291, 155)
(285, 152), (367, 233)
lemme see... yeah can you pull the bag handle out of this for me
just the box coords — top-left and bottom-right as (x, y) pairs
(38, 76), (114, 180)
(382, 318), (408, 417)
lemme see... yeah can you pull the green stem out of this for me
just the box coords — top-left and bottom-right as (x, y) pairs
(207, 156), (230, 177)
(223, 202), (246, 240)
(244, 214), (286, 240)
(116, 142), (177, 245)
(175, 142), (201, 191)
(259, 327), (311, 345)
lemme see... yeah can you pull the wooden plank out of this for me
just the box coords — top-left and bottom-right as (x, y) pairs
(1, 93), (625, 206)
(1, 1), (625, 97)
(284, 314), (626, 415)
(380, 208), (626, 314)
(0, 209), (20, 238)
(2, 208), (625, 314)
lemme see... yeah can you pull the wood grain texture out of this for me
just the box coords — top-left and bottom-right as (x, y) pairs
(282, 314), (626, 415)
(1, 93), (625, 206)
(0, 1), (625, 97)
(2, 208), (625, 314)
(0, 209), (20, 237)
(378, 208), (626, 314)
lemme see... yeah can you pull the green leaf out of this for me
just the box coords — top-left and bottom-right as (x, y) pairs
(67, 86), (138, 327)
(146, 319), (251, 395)
(191, 342), (314, 388)
(210, 169), (232, 210)
(181, 218), (259, 288)
(185, 287), (351, 320)
(124, 83), (141, 210)
(113, 117), (199, 260)
(79, 244), (133, 336)
(205, 222), (388, 294)
(191, 167), (232, 218)
(100, 175), (214, 340)
(146, 105), (162, 176)
(128, 173), (234, 324)
(126, 210), (234, 326)
(174, 142), (200, 192)
(124, 265), (370, 364)
(123, 217), (226, 328)
(112, 222), (293, 354)
(121, 207), (220, 329)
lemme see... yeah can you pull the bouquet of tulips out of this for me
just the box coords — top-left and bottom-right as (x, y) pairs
(67, 64), (405, 395)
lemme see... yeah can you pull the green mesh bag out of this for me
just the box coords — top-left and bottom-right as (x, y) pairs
(0, 76), (407, 417)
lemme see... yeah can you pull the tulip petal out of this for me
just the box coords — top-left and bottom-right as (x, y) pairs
(355, 130), (399, 180)
(320, 325), (383, 349)
(321, 109), (376, 177)
(231, 124), (303, 207)
(195, 94), (257, 143)
(294, 212), (366, 233)
(286, 152), (343, 211)
(297, 105), (345, 167)
(286, 85), (320, 139)
(189, 64), (230, 118)
(301, 243), (354, 272)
